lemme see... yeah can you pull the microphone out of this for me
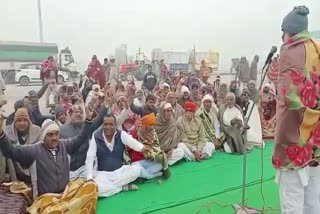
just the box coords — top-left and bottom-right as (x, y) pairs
(263, 46), (277, 70)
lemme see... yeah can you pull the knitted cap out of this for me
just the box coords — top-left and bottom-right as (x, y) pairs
(282, 6), (309, 35)
(55, 105), (66, 116)
(41, 119), (60, 140)
(14, 99), (25, 111)
(14, 108), (29, 123)
(28, 90), (38, 97)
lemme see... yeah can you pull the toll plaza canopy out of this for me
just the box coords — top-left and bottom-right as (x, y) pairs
(0, 41), (58, 62)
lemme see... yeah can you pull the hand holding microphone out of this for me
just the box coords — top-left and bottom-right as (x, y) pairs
(263, 46), (278, 70)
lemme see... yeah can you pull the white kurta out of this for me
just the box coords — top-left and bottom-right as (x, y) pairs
(85, 130), (144, 197)
(223, 106), (243, 126)
(276, 166), (320, 214)
(245, 100), (264, 147)
(177, 142), (215, 161)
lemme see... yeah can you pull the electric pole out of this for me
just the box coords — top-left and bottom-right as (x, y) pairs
(38, 0), (44, 43)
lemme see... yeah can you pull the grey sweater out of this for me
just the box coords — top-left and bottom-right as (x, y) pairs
(0, 120), (92, 196)
(60, 105), (109, 171)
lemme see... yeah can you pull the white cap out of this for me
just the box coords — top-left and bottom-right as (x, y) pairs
(164, 103), (173, 110)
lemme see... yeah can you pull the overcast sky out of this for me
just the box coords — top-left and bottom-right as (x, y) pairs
(1, 0), (319, 71)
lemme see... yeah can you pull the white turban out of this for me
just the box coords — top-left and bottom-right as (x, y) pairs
(202, 94), (214, 103)
(264, 83), (272, 89)
(164, 103), (173, 110)
(201, 94), (218, 113)
(226, 92), (236, 99)
(181, 86), (190, 94)
(161, 82), (170, 89)
(41, 119), (60, 141)
(92, 84), (100, 91)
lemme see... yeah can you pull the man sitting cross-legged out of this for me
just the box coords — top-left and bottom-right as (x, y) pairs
(85, 114), (146, 197)
(128, 112), (171, 180)
(177, 101), (215, 161)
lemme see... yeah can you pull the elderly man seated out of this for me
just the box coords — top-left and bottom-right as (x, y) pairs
(155, 103), (184, 165)
(196, 95), (222, 150)
(237, 89), (264, 148)
(218, 92), (248, 154)
(166, 92), (184, 119)
(177, 102), (215, 161)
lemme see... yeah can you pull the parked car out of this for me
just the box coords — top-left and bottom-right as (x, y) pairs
(15, 63), (68, 86)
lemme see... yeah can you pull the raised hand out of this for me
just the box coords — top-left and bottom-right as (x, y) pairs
(123, 97), (129, 110)
(104, 88), (112, 107)
(0, 114), (7, 135)
(85, 105), (94, 121)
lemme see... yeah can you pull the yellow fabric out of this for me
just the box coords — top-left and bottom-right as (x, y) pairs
(299, 40), (320, 141)
(142, 113), (156, 126)
(2, 181), (32, 204)
(27, 179), (98, 214)
(305, 40), (320, 75)
(299, 108), (320, 141)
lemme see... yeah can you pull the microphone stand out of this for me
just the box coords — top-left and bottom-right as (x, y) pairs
(234, 59), (273, 214)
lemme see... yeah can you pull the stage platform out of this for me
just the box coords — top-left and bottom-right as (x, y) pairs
(96, 142), (280, 214)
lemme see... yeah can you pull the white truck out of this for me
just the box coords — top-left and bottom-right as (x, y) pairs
(151, 49), (189, 78)
(0, 41), (78, 85)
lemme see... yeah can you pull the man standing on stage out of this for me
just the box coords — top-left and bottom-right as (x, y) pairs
(273, 6), (320, 214)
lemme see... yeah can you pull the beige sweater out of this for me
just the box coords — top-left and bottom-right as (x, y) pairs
(177, 115), (208, 152)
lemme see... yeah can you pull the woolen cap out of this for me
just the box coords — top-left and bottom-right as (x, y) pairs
(282, 6), (309, 35)
(41, 119), (60, 141)
(14, 108), (29, 123)
(55, 105), (66, 116)
(28, 90), (38, 97)
(14, 99), (25, 111)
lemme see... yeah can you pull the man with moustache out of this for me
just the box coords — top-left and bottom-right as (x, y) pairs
(0, 107), (94, 197)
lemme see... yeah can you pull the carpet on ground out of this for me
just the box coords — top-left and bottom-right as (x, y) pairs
(97, 143), (280, 214)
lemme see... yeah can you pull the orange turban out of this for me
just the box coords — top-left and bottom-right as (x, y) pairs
(184, 101), (197, 112)
(142, 113), (156, 126)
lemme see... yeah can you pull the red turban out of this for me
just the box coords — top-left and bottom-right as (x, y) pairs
(142, 113), (156, 126)
(184, 101), (197, 112)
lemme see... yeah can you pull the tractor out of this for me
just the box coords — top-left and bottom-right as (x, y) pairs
(120, 49), (150, 81)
